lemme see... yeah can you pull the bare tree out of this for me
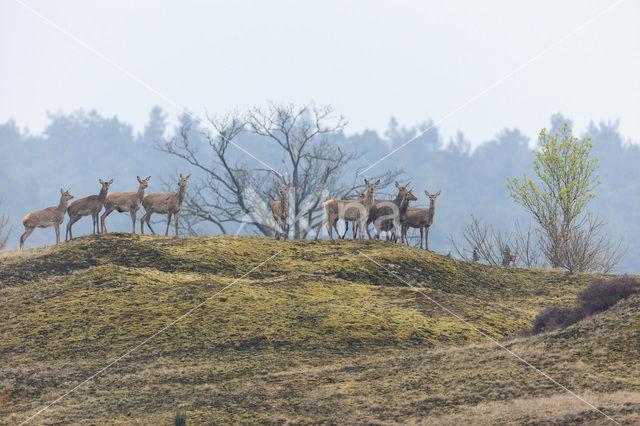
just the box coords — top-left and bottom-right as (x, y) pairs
(451, 216), (519, 267)
(512, 221), (542, 268)
(547, 214), (624, 273)
(158, 103), (400, 239)
(0, 201), (10, 250)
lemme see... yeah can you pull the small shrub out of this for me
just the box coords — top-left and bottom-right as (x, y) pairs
(174, 411), (186, 426)
(530, 275), (639, 334)
(532, 306), (574, 333)
(578, 275), (640, 316)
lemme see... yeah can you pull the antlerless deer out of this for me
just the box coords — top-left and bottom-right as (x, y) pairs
(20, 188), (73, 250)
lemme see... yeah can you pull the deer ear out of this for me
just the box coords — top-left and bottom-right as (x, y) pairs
(60, 188), (64, 194)
(186, 174), (191, 179)
(405, 182), (411, 188)
(425, 190), (430, 197)
(137, 176), (142, 183)
(435, 190), (441, 197)
(108, 179), (113, 184)
(146, 176), (151, 181)
(180, 173), (183, 178)
(364, 178), (369, 185)
(375, 179), (380, 185)
(99, 179), (104, 184)
(395, 181), (401, 189)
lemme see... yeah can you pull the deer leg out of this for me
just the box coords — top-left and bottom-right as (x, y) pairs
(66, 216), (79, 241)
(358, 218), (366, 243)
(101, 208), (114, 233)
(144, 212), (156, 235)
(54, 224), (60, 244)
(130, 210), (137, 234)
(425, 226), (430, 251)
(339, 221), (348, 239)
(419, 227), (424, 249)
(327, 217), (336, 242)
(95, 213), (99, 235)
(174, 212), (179, 237)
(165, 213), (172, 236)
(20, 227), (34, 250)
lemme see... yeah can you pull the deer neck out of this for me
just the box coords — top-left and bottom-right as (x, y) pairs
(177, 185), (186, 205)
(428, 199), (436, 220)
(279, 193), (287, 217)
(399, 196), (410, 216)
(363, 190), (374, 210)
(57, 195), (69, 212)
(392, 193), (403, 207)
(136, 184), (146, 202)
(98, 186), (108, 203)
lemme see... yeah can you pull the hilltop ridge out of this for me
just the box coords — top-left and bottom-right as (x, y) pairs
(1, 234), (638, 424)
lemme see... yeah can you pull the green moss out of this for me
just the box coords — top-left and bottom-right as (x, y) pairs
(1, 234), (636, 424)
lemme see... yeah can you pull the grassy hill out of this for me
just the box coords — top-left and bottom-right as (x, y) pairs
(1, 234), (638, 424)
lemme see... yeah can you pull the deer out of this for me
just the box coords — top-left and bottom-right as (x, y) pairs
(365, 182), (416, 241)
(65, 178), (113, 241)
(339, 190), (365, 239)
(101, 176), (150, 234)
(20, 188), (73, 250)
(270, 182), (291, 240)
(314, 178), (379, 243)
(401, 189), (441, 250)
(140, 174), (191, 236)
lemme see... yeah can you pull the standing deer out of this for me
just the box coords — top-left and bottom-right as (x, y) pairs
(365, 182), (416, 241)
(315, 178), (379, 243)
(401, 189), (441, 250)
(271, 182), (291, 240)
(140, 174), (191, 236)
(101, 176), (150, 234)
(20, 188), (73, 250)
(339, 190), (365, 239)
(65, 178), (113, 241)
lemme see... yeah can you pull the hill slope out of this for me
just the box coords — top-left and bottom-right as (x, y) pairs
(1, 234), (638, 424)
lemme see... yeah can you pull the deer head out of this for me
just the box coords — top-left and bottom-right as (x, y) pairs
(137, 175), (151, 189)
(98, 178), (113, 192)
(395, 181), (416, 202)
(60, 188), (74, 203)
(277, 182), (291, 200)
(178, 173), (191, 189)
(406, 188), (418, 202)
(425, 190), (441, 202)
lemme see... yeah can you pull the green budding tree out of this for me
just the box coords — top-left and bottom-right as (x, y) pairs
(507, 123), (623, 273)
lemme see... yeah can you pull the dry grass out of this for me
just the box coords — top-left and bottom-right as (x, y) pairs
(0, 234), (637, 424)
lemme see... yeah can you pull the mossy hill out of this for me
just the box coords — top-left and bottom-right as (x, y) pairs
(1, 234), (638, 424)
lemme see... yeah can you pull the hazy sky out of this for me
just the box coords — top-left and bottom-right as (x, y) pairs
(1, 0), (639, 147)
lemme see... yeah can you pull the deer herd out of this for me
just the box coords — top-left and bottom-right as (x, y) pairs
(19, 176), (440, 251)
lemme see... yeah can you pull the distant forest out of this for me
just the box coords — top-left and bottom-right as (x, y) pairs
(1, 107), (638, 272)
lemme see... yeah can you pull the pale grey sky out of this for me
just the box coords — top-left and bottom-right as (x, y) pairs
(1, 0), (639, 146)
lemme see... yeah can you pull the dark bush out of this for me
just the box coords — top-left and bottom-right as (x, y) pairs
(578, 275), (640, 316)
(530, 275), (639, 335)
(532, 306), (574, 333)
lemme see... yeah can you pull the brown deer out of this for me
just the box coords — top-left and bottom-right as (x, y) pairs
(365, 182), (416, 241)
(314, 178), (379, 243)
(140, 174), (191, 236)
(65, 178), (113, 241)
(101, 176), (150, 234)
(339, 190), (365, 239)
(20, 188), (74, 250)
(401, 189), (441, 250)
(271, 182), (291, 240)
